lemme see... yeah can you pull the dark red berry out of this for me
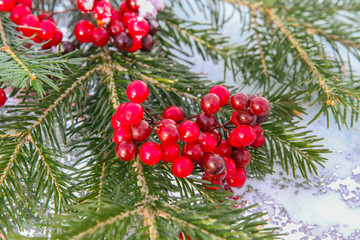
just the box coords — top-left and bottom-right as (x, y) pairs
(91, 27), (109, 47)
(250, 133), (265, 148)
(10, 4), (31, 25)
(93, 0), (113, 23)
(224, 157), (236, 179)
(74, 20), (95, 43)
(160, 143), (180, 163)
(126, 80), (149, 103)
(0, 88), (7, 107)
(209, 85), (229, 106)
(157, 123), (179, 144)
(38, 20), (56, 41)
(41, 28), (63, 49)
(116, 140), (138, 161)
(108, 19), (125, 37)
(251, 123), (263, 136)
(196, 112), (217, 132)
(171, 156), (193, 178)
(128, 16), (149, 37)
(141, 34), (153, 52)
(201, 93), (221, 115)
(16, 0), (32, 8)
(148, 19), (158, 35)
(256, 112), (269, 123)
(19, 14), (39, 37)
(226, 168), (247, 188)
(181, 142), (204, 163)
(111, 113), (122, 130)
(205, 168), (227, 181)
(163, 106), (183, 122)
(211, 129), (222, 146)
(179, 121), (200, 143)
(0, 0), (15, 12)
(113, 125), (131, 144)
(113, 32), (133, 51)
(203, 153), (225, 175)
(77, 0), (95, 12)
(228, 125), (256, 148)
(129, 120), (151, 142)
(230, 93), (249, 112)
(250, 97), (270, 116)
(126, 0), (139, 11)
(231, 111), (240, 126)
(214, 139), (232, 157)
(61, 41), (77, 55)
(118, 102), (144, 126)
(202, 174), (222, 190)
(231, 148), (251, 168)
(139, 142), (162, 165)
(236, 110), (256, 125)
(128, 35), (142, 52)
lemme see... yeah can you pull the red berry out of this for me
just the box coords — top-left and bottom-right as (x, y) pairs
(249, 94), (258, 100)
(226, 168), (247, 188)
(0, 88), (7, 107)
(126, 80), (149, 103)
(77, 0), (95, 12)
(119, 1), (126, 13)
(231, 148), (251, 168)
(116, 140), (138, 161)
(201, 93), (221, 115)
(250, 97), (270, 116)
(111, 8), (121, 21)
(128, 16), (149, 38)
(236, 110), (256, 125)
(10, 4), (31, 25)
(113, 32), (133, 51)
(141, 34), (153, 52)
(181, 142), (204, 163)
(139, 142), (162, 165)
(251, 123), (263, 136)
(157, 123), (179, 144)
(178, 121), (200, 143)
(197, 132), (217, 152)
(74, 20), (95, 43)
(16, 0), (32, 8)
(163, 106), (183, 122)
(202, 174), (222, 190)
(231, 111), (240, 126)
(91, 27), (109, 47)
(158, 119), (177, 127)
(128, 35), (142, 52)
(214, 139), (232, 157)
(171, 156), (193, 178)
(129, 120), (151, 142)
(118, 102), (144, 126)
(122, 11), (138, 26)
(41, 28), (62, 49)
(93, 0), (113, 23)
(148, 19), (158, 35)
(205, 168), (227, 181)
(211, 129), (222, 146)
(111, 113), (122, 130)
(31, 33), (43, 43)
(37, 14), (55, 23)
(209, 85), (229, 106)
(0, 0), (15, 12)
(113, 125), (131, 144)
(230, 93), (249, 112)
(228, 125), (256, 148)
(196, 112), (217, 132)
(160, 143), (180, 163)
(203, 153), (225, 175)
(19, 14), (39, 37)
(256, 112), (269, 123)
(251, 133), (265, 148)
(38, 20), (56, 40)
(126, 0), (139, 11)
(224, 157), (236, 178)
(108, 19), (125, 37)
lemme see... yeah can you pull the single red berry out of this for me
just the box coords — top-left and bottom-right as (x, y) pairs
(38, 20), (56, 40)
(111, 8), (121, 21)
(31, 33), (43, 43)
(129, 120), (151, 142)
(201, 93), (221, 115)
(126, 80), (149, 103)
(224, 157), (236, 179)
(148, 19), (158, 35)
(251, 123), (263, 136)
(171, 156), (193, 178)
(118, 102), (144, 126)
(179, 232), (192, 240)
(141, 34), (153, 52)
(158, 118), (177, 127)
(226, 168), (247, 188)
(256, 112), (269, 123)
(61, 41), (77, 55)
(251, 133), (265, 148)
(163, 106), (183, 122)
(122, 11), (138, 26)
(0, 88), (7, 107)
(113, 125), (131, 144)
(236, 110), (256, 125)
(19, 14), (39, 37)
(203, 153), (225, 175)
(16, 0), (32, 8)
(157, 123), (179, 144)
(126, 0), (138, 11)
(250, 97), (270, 116)
(214, 139), (232, 157)
(10, 4), (31, 25)
(74, 20), (95, 43)
(41, 28), (62, 49)
(181, 142), (204, 163)
(111, 113), (122, 130)
(0, 0), (15, 12)
(196, 112), (217, 132)
(113, 32), (133, 51)
(128, 35), (142, 52)
(211, 129), (222, 146)
(160, 143), (180, 163)
(209, 85), (229, 106)
(91, 27), (109, 47)
(205, 168), (227, 181)
(231, 111), (240, 126)
(93, 0), (113, 23)
(231, 148), (251, 168)
(128, 16), (149, 38)
(228, 125), (256, 148)
(202, 174), (222, 190)
(197, 132), (217, 152)
(139, 142), (162, 165)
(77, 0), (95, 12)
(108, 19), (125, 37)
(178, 121), (200, 143)
(230, 93), (249, 112)
(37, 13), (55, 23)
(119, 1), (126, 13)
(116, 140), (138, 161)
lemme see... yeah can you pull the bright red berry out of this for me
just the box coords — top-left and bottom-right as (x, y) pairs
(118, 102), (144, 126)
(224, 157), (236, 179)
(108, 19), (125, 37)
(41, 28), (62, 49)
(251, 133), (265, 148)
(0, 88), (7, 107)
(203, 153), (225, 175)
(197, 132), (217, 152)
(250, 97), (270, 116)
(19, 14), (39, 37)
(129, 120), (152, 142)
(178, 121), (200, 143)
(128, 16), (149, 37)
(113, 125), (131, 144)
(74, 20), (95, 43)
(205, 168), (227, 181)
(119, 1), (126, 13)
(214, 139), (232, 157)
(196, 112), (217, 132)
(230, 93), (249, 112)
(0, 0), (15, 12)
(77, 0), (95, 12)
(38, 20), (56, 40)
(226, 168), (247, 188)
(122, 11), (138, 26)
(171, 156), (193, 178)
(139, 142), (162, 165)
(126, 80), (149, 103)
(228, 125), (256, 148)
(91, 27), (109, 47)
(16, 0), (32, 8)
(163, 106), (183, 122)
(181, 142), (204, 163)
(93, 0), (113, 23)
(201, 93), (221, 115)
(231, 148), (251, 168)
(236, 110), (256, 125)
(209, 85), (229, 106)
(111, 8), (121, 21)
(116, 140), (138, 161)
(111, 113), (122, 130)
(157, 123), (179, 144)
(231, 111), (240, 126)
(160, 143), (180, 163)
(128, 35), (142, 52)
(114, 32), (133, 51)
(10, 4), (31, 25)
(126, 0), (139, 11)
(158, 118), (177, 127)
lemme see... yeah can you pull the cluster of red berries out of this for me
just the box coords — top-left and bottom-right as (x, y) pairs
(0, 0), (63, 49)
(74, 0), (162, 52)
(0, 88), (7, 107)
(111, 80), (271, 188)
